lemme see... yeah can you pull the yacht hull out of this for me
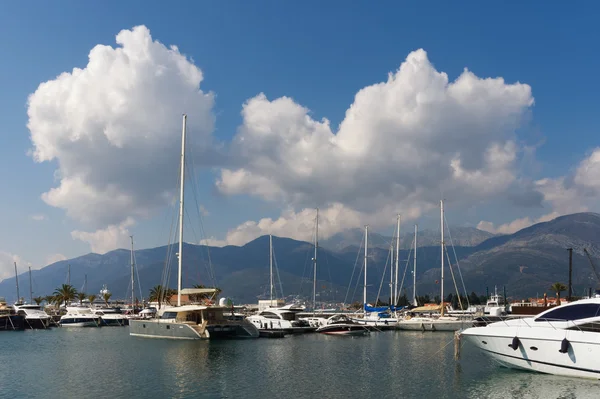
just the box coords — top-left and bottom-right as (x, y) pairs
(23, 317), (52, 329)
(100, 317), (129, 327)
(0, 315), (25, 331)
(352, 318), (397, 330)
(129, 319), (259, 340)
(396, 319), (471, 331)
(60, 319), (100, 327)
(462, 326), (600, 379)
(317, 324), (369, 336)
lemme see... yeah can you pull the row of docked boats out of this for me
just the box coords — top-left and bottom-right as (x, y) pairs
(0, 297), (137, 330)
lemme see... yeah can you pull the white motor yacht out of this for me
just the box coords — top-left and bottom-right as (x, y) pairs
(13, 304), (53, 329)
(59, 306), (101, 327)
(247, 304), (316, 334)
(461, 298), (600, 379)
(316, 314), (369, 336)
(91, 307), (129, 326)
(484, 286), (507, 316)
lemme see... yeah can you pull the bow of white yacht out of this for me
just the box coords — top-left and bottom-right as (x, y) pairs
(461, 298), (600, 379)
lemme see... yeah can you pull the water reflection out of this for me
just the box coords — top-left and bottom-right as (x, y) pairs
(2, 328), (598, 399)
(464, 369), (600, 399)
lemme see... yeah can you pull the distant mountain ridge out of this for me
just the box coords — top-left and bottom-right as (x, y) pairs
(2, 212), (599, 304)
(320, 226), (495, 251)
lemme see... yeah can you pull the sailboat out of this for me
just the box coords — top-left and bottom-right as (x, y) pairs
(129, 115), (259, 339)
(247, 235), (314, 335)
(396, 200), (472, 331)
(352, 226), (398, 329)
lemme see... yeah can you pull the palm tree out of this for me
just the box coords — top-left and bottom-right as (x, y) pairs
(88, 294), (97, 306)
(33, 296), (44, 306)
(550, 282), (567, 305)
(44, 295), (55, 306)
(164, 288), (177, 305)
(77, 292), (86, 305)
(149, 285), (164, 309)
(102, 292), (112, 307)
(53, 284), (77, 308)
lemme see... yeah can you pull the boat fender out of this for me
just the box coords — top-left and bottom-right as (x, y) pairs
(559, 338), (570, 354)
(508, 336), (520, 350)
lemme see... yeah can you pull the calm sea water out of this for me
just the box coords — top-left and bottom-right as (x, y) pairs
(1, 328), (598, 399)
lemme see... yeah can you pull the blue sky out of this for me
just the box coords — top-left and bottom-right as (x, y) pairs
(1, 1), (599, 277)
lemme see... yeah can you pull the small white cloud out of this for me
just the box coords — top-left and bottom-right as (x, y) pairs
(199, 205), (210, 217)
(0, 252), (35, 282)
(45, 253), (67, 265)
(199, 237), (227, 247)
(30, 214), (46, 221)
(71, 217), (135, 253)
(477, 212), (559, 235)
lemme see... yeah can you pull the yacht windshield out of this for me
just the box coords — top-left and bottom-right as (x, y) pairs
(536, 303), (600, 322)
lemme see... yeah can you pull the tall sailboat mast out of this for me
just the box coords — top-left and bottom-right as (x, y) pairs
(14, 262), (20, 302)
(394, 214), (400, 306)
(67, 264), (70, 286)
(389, 243), (393, 305)
(130, 235), (135, 308)
(177, 114), (187, 307)
(29, 267), (33, 304)
(269, 234), (274, 304)
(413, 224), (418, 306)
(312, 208), (318, 312)
(440, 199), (445, 317)
(363, 225), (368, 315)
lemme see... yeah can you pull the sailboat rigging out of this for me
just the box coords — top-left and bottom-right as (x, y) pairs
(129, 114), (258, 339)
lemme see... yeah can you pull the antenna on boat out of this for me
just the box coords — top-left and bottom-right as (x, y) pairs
(177, 114), (187, 307)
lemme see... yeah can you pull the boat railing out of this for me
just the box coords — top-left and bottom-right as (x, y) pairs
(477, 315), (596, 331)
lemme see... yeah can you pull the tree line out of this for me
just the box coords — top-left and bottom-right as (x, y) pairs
(33, 284), (113, 308)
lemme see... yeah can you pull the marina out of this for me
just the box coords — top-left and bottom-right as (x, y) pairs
(1, 3), (600, 399)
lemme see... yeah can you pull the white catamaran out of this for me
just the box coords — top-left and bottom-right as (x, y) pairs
(129, 115), (259, 339)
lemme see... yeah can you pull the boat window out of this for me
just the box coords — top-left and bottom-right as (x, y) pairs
(161, 312), (178, 319)
(280, 312), (296, 321)
(260, 312), (280, 319)
(567, 322), (600, 332)
(536, 303), (600, 322)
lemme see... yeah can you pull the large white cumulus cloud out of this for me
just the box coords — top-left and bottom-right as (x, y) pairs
(27, 25), (215, 229)
(215, 49), (534, 243)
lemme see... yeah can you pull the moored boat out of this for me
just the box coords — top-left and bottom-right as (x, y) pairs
(461, 297), (600, 379)
(129, 115), (258, 340)
(316, 314), (369, 336)
(13, 304), (53, 329)
(59, 306), (101, 327)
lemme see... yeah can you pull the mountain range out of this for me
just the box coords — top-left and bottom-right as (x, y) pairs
(2, 212), (600, 304)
